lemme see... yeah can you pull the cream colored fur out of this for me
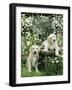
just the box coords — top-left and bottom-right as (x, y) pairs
(41, 33), (59, 56)
(27, 45), (40, 72)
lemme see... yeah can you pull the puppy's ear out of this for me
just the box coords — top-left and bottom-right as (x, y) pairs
(38, 46), (40, 52)
(29, 46), (32, 53)
(47, 36), (51, 44)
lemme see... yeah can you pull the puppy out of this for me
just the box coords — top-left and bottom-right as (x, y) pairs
(27, 45), (40, 72)
(41, 33), (59, 56)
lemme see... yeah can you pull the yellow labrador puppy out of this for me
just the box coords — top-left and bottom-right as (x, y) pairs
(41, 33), (59, 56)
(27, 45), (40, 72)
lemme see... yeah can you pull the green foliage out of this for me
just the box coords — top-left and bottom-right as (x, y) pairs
(21, 55), (63, 77)
(21, 13), (63, 77)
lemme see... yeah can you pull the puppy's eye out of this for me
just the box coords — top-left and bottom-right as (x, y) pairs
(33, 48), (34, 50)
(50, 38), (52, 39)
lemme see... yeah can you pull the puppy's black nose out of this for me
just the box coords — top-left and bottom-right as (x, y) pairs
(53, 39), (56, 42)
(34, 51), (36, 54)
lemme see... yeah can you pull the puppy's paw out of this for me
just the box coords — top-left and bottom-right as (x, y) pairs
(36, 69), (39, 72)
(55, 53), (59, 56)
(28, 69), (31, 72)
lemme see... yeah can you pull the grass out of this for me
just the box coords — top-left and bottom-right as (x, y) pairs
(21, 55), (63, 77)
(21, 66), (44, 77)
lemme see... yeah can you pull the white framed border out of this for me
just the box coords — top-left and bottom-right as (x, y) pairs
(16, 6), (68, 84)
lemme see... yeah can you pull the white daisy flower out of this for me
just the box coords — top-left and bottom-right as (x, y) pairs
(56, 60), (59, 63)
(55, 57), (57, 60)
(52, 60), (54, 63)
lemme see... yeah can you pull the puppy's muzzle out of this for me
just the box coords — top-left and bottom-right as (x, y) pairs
(33, 51), (37, 54)
(53, 39), (56, 42)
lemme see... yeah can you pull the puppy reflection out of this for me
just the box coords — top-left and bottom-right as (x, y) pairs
(27, 45), (40, 72)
